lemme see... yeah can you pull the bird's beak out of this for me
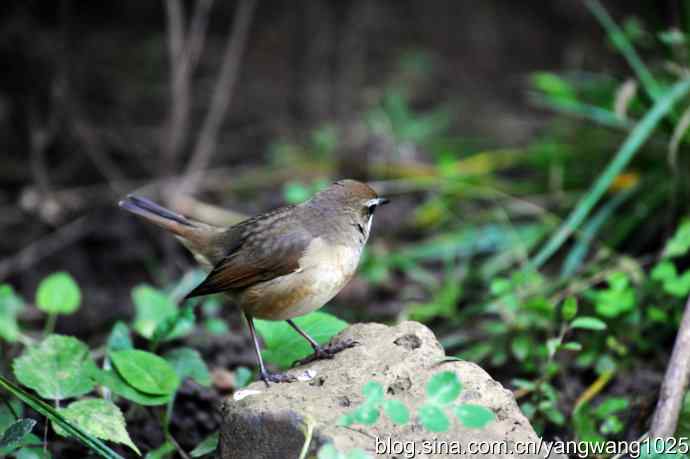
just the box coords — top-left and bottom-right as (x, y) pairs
(377, 197), (390, 206)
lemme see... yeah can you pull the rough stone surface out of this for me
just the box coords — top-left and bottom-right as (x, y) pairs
(219, 321), (546, 459)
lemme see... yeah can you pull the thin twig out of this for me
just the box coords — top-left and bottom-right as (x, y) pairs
(181, 0), (257, 195)
(650, 293), (690, 438)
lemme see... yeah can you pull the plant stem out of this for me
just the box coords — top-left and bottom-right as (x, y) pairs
(44, 313), (57, 336)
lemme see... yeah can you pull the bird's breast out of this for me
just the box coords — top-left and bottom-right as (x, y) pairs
(239, 237), (362, 320)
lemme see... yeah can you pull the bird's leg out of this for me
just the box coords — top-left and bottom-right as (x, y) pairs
(245, 313), (296, 386)
(287, 319), (357, 367)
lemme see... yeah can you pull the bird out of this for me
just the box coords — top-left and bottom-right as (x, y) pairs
(119, 179), (388, 385)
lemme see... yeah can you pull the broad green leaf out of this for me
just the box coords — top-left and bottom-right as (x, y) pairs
(0, 418), (36, 453)
(255, 312), (348, 369)
(418, 403), (449, 432)
(362, 381), (384, 404)
(0, 284), (24, 342)
(132, 285), (177, 339)
(190, 432), (218, 457)
(110, 350), (179, 396)
(454, 404), (495, 428)
(90, 369), (171, 406)
(426, 371), (462, 405)
(13, 335), (96, 400)
(164, 347), (211, 387)
(570, 316), (607, 331)
(145, 441), (175, 459)
(345, 449), (371, 459)
(54, 399), (139, 455)
(107, 322), (132, 353)
(36, 272), (81, 315)
(0, 375), (124, 459)
(383, 400), (409, 425)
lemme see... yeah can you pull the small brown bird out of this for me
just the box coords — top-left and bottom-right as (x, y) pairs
(119, 179), (388, 384)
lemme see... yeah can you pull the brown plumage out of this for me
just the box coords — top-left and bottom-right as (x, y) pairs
(119, 179), (388, 384)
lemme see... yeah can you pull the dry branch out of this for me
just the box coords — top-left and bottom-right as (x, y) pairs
(650, 293), (690, 438)
(181, 0), (257, 195)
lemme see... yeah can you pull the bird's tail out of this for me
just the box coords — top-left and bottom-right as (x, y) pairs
(118, 195), (198, 237)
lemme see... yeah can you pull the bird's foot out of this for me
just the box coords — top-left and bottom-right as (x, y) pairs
(292, 339), (358, 367)
(260, 370), (297, 387)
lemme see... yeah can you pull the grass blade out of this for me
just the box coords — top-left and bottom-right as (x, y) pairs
(586, 0), (662, 102)
(560, 187), (634, 279)
(0, 375), (124, 459)
(530, 78), (690, 269)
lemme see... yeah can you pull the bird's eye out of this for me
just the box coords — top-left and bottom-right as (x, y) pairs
(366, 204), (377, 216)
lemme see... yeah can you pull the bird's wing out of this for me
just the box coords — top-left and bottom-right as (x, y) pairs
(184, 207), (312, 298)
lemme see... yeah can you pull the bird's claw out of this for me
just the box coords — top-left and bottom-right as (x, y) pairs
(292, 339), (358, 367)
(260, 371), (297, 386)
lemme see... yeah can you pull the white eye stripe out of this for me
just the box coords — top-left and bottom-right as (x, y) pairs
(366, 198), (382, 207)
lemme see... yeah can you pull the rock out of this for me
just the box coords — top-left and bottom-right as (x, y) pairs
(218, 321), (546, 459)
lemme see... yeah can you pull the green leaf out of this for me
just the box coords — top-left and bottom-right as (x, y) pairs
(283, 181), (312, 204)
(145, 441), (175, 459)
(0, 375), (124, 459)
(164, 347), (211, 387)
(546, 338), (561, 358)
(151, 305), (195, 343)
(0, 398), (22, 431)
(511, 335), (530, 361)
(110, 350), (180, 396)
(0, 419), (36, 453)
(53, 399), (139, 455)
(530, 78), (690, 269)
(317, 443), (343, 459)
(190, 432), (218, 457)
(454, 403), (495, 428)
(663, 219), (690, 258)
(362, 381), (384, 404)
(531, 72), (577, 103)
(13, 435), (51, 459)
(426, 371), (462, 405)
(593, 397), (629, 417)
(382, 400), (409, 425)
(561, 297), (578, 321)
(0, 284), (24, 342)
(13, 334), (97, 400)
(90, 369), (171, 406)
(570, 316), (607, 331)
(233, 367), (253, 389)
(418, 403), (449, 432)
(255, 311), (348, 369)
(132, 285), (177, 339)
(345, 449), (371, 459)
(352, 403), (380, 426)
(36, 272), (81, 315)
(561, 342), (583, 352)
(107, 322), (132, 353)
